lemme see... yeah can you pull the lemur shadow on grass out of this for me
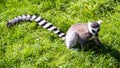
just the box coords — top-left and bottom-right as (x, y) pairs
(77, 42), (120, 62)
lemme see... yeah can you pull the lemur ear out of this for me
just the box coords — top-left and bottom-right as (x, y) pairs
(88, 22), (92, 25)
(97, 20), (102, 24)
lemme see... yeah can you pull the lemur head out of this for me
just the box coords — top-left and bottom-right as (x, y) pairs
(88, 20), (102, 36)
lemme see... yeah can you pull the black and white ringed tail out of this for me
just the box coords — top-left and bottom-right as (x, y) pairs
(7, 14), (65, 40)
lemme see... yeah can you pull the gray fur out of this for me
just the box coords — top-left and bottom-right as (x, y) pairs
(65, 20), (102, 49)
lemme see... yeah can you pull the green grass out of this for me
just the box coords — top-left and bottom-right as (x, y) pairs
(0, 0), (120, 68)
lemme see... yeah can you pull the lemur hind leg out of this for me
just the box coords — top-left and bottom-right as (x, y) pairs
(65, 32), (78, 49)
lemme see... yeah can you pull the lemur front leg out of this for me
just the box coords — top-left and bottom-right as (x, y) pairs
(93, 37), (102, 46)
(86, 37), (102, 48)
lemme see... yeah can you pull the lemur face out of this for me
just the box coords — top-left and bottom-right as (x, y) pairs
(88, 20), (102, 36)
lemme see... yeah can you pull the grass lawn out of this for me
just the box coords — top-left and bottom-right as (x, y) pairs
(0, 0), (120, 68)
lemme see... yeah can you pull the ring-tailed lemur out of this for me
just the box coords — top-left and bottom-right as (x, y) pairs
(7, 14), (102, 49)
(65, 20), (102, 48)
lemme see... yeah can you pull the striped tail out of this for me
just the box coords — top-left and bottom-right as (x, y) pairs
(7, 14), (66, 40)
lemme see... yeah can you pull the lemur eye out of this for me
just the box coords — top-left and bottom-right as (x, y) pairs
(92, 30), (96, 33)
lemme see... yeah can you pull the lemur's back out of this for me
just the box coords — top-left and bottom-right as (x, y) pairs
(66, 23), (92, 40)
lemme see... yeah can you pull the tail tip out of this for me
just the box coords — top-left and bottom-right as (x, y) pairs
(7, 22), (12, 28)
